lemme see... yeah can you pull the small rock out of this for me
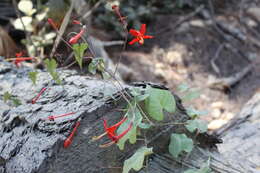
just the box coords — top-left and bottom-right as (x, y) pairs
(247, 52), (258, 61)
(211, 101), (224, 109)
(189, 19), (205, 27)
(154, 68), (166, 80)
(211, 109), (221, 119)
(208, 119), (228, 130)
(176, 22), (190, 33)
(223, 112), (235, 121)
(165, 51), (183, 64)
(200, 94), (210, 101)
(247, 7), (260, 22)
(245, 18), (257, 27)
(155, 63), (164, 69)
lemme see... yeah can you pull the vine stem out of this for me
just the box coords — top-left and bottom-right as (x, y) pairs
(50, 25), (74, 50)
(155, 122), (186, 126)
(113, 28), (128, 75)
(103, 68), (153, 125)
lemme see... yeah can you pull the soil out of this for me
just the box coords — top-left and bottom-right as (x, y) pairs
(109, 2), (260, 130)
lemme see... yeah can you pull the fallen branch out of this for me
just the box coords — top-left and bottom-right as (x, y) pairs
(155, 5), (205, 34)
(207, 64), (252, 90)
(210, 44), (225, 75)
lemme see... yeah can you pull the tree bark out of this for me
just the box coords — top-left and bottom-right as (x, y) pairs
(0, 58), (259, 173)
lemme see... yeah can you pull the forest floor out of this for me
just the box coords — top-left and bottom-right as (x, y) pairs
(108, 1), (260, 131)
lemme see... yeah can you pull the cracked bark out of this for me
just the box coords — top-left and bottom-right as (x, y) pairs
(0, 58), (259, 173)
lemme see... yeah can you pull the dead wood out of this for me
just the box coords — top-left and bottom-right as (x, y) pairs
(0, 58), (258, 173)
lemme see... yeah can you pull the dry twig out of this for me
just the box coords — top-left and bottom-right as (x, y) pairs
(155, 5), (205, 34)
(207, 64), (252, 90)
(210, 44), (225, 75)
(50, 0), (74, 59)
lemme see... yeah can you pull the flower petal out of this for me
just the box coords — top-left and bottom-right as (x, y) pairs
(143, 35), (154, 39)
(69, 29), (85, 44)
(140, 24), (146, 35)
(129, 29), (140, 36)
(72, 20), (81, 25)
(15, 52), (23, 57)
(109, 117), (127, 129)
(116, 123), (133, 140)
(47, 18), (58, 30)
(128, 38), (139, 45)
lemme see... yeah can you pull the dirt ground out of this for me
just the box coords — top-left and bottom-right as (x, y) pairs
(109, 1), (260, 131)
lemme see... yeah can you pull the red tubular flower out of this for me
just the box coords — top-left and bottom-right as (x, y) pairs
(13, 52), (34, 67)
(14, 57), (34, 67)
(72, 20), (81, 25)
(69, 28), (86, 44)
(64, 121), (80, 148)
(31, 87), (47, 104)
(129, 24), (154, 45)
(16, 52), (23, 57)
(46, 112), (76, 121)
(47, 18), (58, 30)
(92, 117), (133, 147)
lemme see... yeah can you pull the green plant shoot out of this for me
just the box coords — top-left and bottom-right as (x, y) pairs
(72, 43), (88, 69)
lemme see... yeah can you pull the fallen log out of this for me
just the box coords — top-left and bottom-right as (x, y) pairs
(0, 58), (258, 173)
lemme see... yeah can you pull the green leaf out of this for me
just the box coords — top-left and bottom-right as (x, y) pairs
(44, 58), (57, 72)
(130, 88), (141, 97)
(3, 92), (21, 106)
(145, 87), (176, 121)
(185, 120), (208, 133)
(177, 83), (189, 92)
(88, 58), (105, 74)
(44, 58), (61, 84)
(186, 107), (208, 118)
(12, 98), (22, 106)
(101, 71), (110, 79)
(72, 43), (88, 69)
(123, 146), (153, 173)
(130, 88), (149, 102)
(117, 107), (142, 150)
(28, 71), (38, 85)
(3, 92), (11, 102)
(182, 90), (200, 101)
(136, 94), (149, 102)
(169, 133), (193, 158)
(138, 122), (152, 129)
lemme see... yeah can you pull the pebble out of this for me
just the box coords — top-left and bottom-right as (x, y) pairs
(208, 119), (228, 130)
(211, 109), (221, 119)
(211, 101), (224, 109)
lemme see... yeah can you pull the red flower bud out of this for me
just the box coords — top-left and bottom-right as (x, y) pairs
(64, 121), (80, 148)
(47, 18), (58, 30)
(112, 5), (118, 10)
(72, 20), (81, 25)
(69, 28), (86, 44)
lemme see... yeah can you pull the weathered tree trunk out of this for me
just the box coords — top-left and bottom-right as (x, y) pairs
(140, 93), (260, 173)
(0, 58), (259, 173)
